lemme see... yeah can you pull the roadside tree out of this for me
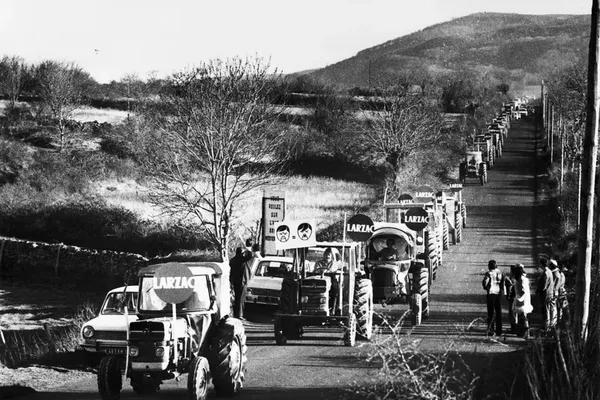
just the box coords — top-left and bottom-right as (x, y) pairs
(361, 91), (443, 189)
(139, 57), (288, 261)
(33, 60), (94, 151)
(0, 55), (27, 114)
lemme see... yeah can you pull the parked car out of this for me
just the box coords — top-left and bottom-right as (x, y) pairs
(79, 285), (139, 361)
(246, 256), (293, 306)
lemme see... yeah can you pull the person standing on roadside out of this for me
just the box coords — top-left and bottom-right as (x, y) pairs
(512, 263), (533, 339)
(482, 260), (506, 337)
(231, 248), (253, 320)
(504, 267), (517, 334)
(550, 260), (567, 326)
(537, 258), (556, 331)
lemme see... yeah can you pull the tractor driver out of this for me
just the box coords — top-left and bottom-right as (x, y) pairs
(378, 238), (400, 261)
(313, 248), (340, 314)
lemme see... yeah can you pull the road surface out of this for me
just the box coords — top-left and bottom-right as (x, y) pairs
(11, 114), (542, 400)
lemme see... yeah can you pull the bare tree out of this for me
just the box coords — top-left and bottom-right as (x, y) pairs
(361, 92), (443, 188)
(34, 60), (91, 151)
(140, 57), (289, 261)
(0, 55), (27, 113)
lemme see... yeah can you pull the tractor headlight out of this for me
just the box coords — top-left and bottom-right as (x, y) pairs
(319, 297), (326, 304)
(82, 325), (95, 339)
(300, 296), (309, 304)
(129, 346), (139, 357)
(155, 347), (165, 357)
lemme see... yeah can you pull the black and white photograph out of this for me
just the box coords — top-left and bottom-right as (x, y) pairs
(0, 0), (597, 399)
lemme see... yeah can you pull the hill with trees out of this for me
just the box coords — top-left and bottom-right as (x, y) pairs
(303, 13), (589, 93)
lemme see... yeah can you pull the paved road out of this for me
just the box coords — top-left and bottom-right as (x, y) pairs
(16, 115), (541, 399)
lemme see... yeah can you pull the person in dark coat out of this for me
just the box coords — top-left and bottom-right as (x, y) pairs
(482, 259), (506, 337)
(232, 249), (254, 320)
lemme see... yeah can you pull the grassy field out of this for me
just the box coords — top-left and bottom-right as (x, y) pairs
(94, 176), (379, 241)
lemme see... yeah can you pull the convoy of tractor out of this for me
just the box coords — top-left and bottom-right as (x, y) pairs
(88, 99), (525, 399)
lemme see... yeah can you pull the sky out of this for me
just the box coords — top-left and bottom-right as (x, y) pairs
(0, 0), (594, 84)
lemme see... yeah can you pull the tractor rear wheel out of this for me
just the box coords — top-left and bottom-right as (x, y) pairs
(443, 220), (449, 250)
(354, 278), (373, 340)
(97, 356), (122, 400)
(411, 294), (422, 326)
(461, 203), (467, 228)
(454, 210), (462, 243)
(188, 356), (210, 400)
(211, 318), (247, 397)
(483, 163), (488, 184)
(343, 314), (357, 347)
(425, 231), (438, 278)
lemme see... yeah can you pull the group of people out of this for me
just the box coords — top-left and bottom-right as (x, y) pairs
(482, 258), (568, 339)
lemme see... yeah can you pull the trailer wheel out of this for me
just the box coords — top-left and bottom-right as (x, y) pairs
(343, 314), (356, 347)
(97, 356), (122, 400)
(188, 356), (210, 400)
(443, 220), (449, 250)
(455, 210), (462, 243)
(211, 318), (246, 397)
(354, 278), (373, 340)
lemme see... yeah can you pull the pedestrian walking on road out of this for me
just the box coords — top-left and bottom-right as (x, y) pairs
(551, 260), (568, 327)
(482, 260), (506, 337)
(536, 258), (556, 331)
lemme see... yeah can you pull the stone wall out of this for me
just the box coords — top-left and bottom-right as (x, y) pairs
(0, 236), (149, 292)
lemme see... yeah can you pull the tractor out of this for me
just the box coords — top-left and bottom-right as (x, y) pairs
(275, 241), (373, 346)
(436, 183), (467, 244)
(486, 125), (504, 158)
(364, 217), (432, 325)
(473, 135), (495, 169)
(460, 151), (488, 186)
(97, 262), (247, 400)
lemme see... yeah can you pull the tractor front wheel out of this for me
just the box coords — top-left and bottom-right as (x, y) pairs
(188, 357), (210, 400)
(97, 356), (122, 400)
(343, 314), (357, 347)
(211, 319), (247, 397)
(354, 278), (373, 340)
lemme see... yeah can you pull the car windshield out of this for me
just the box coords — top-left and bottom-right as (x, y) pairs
(101, 291), (138, 315)
(253, 260), (292, 278)
(138, 275), (213, 312)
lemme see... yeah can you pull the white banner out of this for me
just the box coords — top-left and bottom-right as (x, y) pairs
(274, 220), (317, 250)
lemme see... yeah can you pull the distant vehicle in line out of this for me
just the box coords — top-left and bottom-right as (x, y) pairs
(246, 256), (293, 306)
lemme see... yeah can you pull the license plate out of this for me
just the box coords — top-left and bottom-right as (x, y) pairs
(105, 348), (125, 355)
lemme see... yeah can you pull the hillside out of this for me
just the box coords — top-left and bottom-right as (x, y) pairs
(307, 13), (590, 94)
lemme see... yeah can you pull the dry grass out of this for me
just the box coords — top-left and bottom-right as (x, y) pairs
(0, 100), (129, 125)
(92, 175), (379, 240)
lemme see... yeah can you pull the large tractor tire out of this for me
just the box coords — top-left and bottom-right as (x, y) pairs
(454, 210), (462, 243)
(188, 356), (210, 400)
(278, 278), (293, 315)
(343, 314), (357, 347)
(354, 278), (374, 340)
(411, 265), (430, 326)
(497, 142), (503, 158)
(97, 356), (122, 400)
(461, 203), (467, 228)
(436, 227), (443, 267)
(482, 163), (488, 184)
(459, 163), (467, 185)
(210, 318), (247, 397)
(480, 163), (487, 186)
(425, 231), (438, 279)
(442, 220), (449, 250)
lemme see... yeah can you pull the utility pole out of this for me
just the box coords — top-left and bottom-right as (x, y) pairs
(575, 0), (600, 341)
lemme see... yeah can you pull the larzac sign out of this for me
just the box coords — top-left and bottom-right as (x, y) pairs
(346, 214), (374, 242)
(414, 185), (435, 203)
(274, 220), (317, 250)
(153, 264), (197, 304)
(402, 207), (430, 231)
